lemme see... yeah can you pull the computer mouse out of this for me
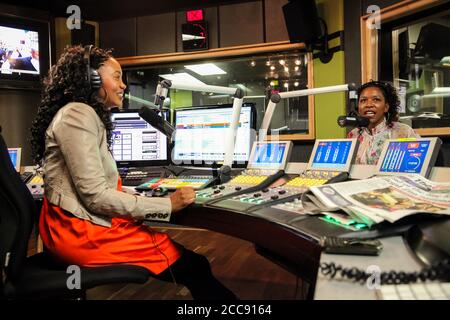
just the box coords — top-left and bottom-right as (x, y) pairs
(152, 186), (169, 197)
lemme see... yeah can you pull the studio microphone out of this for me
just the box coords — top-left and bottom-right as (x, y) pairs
(337, 114), (370, 128)
(154, 79), (171, 108)
(139, 105), (175, 139)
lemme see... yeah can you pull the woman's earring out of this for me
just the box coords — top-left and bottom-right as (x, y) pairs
(385, 112), (390, 122)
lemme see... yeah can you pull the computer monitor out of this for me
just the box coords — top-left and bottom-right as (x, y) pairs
(110, 110), (169, 167)
(247, 141), (292, 170)
(7, 147), (21, 172)
(376, 138), (442, 178)
(307, 139), (358, 172)
(172, 103), (256, 166)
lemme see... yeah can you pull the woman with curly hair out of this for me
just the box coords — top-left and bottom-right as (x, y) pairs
(348, 80), (420, 165)
(30, 45), (236, 300)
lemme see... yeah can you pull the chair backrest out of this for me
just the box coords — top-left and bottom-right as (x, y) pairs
(0, 132), (35, 283)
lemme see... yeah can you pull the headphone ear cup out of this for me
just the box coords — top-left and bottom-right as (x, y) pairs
(90, 69), (102, 90)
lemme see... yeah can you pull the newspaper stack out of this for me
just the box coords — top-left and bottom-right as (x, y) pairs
(307, 175), (450, 227)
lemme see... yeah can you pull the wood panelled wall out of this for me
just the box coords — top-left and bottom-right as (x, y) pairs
(100, 0), (290, 58)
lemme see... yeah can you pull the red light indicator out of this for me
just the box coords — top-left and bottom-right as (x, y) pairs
(186, 9), (204, 22)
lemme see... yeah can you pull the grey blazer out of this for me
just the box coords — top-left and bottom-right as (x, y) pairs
(43, 102), (171, 228)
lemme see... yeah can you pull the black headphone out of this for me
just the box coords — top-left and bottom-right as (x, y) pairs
(83, 45), (102, 91)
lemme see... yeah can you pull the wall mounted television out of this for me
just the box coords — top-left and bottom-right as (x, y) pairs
(0, 15), (50, 89)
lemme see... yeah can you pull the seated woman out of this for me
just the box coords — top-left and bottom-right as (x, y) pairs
(30, 45), (236, 300)
(348, 80), (420, 165)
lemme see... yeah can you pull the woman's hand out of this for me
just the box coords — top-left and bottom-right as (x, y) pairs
(170, 187), (196, 213)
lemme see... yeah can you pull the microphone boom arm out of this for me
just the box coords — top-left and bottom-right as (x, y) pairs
(259, 84), (356, 141)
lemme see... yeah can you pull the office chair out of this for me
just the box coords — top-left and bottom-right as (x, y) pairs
(0, 129), (150, 299)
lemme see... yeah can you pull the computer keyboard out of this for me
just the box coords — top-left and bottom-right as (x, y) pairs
(377, 282), (450, 300)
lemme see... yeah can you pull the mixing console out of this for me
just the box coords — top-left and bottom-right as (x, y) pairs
(195, 169), (284, 204)
(195, 140), (293, 205)
(136, 175), (215, 191)
(213, 170), (347, 212)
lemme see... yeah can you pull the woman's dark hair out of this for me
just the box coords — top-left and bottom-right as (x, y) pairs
(30, 45), (114, 164)
(357, 80), (400, 126)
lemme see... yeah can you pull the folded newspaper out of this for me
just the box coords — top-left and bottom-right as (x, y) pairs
(307, 174), (450, 227)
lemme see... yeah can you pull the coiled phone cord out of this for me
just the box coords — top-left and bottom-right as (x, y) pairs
(320, 258), (450, 285)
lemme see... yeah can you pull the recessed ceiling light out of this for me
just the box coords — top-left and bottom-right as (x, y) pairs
(185, 63), (226, 75)
(159, 72), (206, 85)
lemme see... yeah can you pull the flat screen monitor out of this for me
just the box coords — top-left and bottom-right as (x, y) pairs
(172, 103), (256, 166)
(376, 138), (442, 178)
(7, 147), (21, 172)
(307, 139), (358, 172)
(110, 110), (169, 167)
(248, 141), (292, 170)
(0, 15), (50, 87)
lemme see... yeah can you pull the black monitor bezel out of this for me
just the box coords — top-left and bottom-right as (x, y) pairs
(172, 102), (257, 168)
(0, 14), (50, 89)
(110, 109), (170, 168)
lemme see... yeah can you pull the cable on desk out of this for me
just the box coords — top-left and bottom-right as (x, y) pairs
(320, 258), (450, 285)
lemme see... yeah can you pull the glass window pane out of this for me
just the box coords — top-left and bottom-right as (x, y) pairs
(392, 12), (450, 129)
(123, 50), (310, 135)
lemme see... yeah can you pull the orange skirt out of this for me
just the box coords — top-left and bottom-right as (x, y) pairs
(38, 179), (182, 275)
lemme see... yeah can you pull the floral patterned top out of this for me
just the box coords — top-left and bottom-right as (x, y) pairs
(347, 120), (420, 165)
